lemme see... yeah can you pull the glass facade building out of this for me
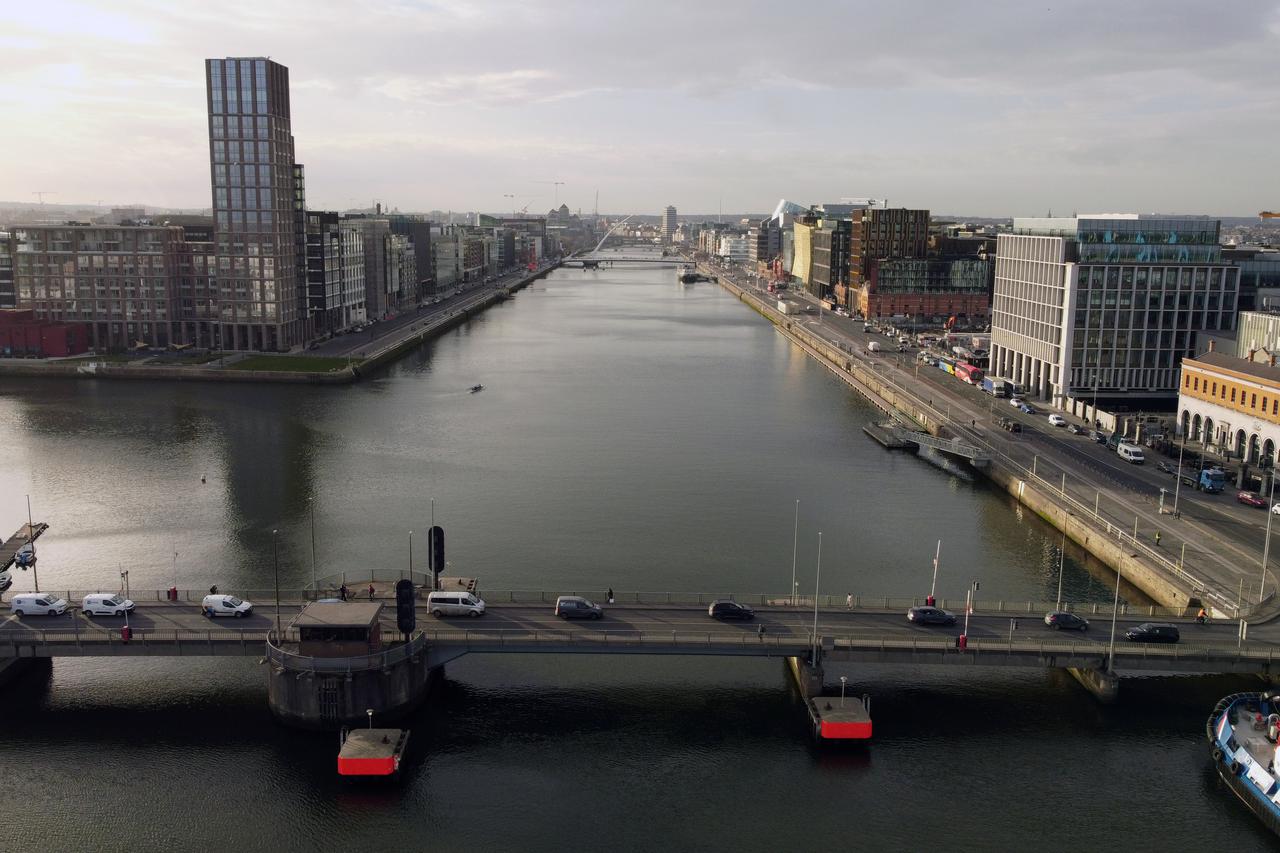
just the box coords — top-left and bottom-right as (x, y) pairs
(206, 57), (305, 351)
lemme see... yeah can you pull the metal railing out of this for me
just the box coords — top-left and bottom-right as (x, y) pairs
(265, 630), (427, 674)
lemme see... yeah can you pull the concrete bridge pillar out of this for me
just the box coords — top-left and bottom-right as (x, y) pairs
(1066, 666), (1120, 703)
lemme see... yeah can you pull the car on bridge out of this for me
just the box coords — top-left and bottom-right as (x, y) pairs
(907, 606), (956, 626)
(1047, 414), (1067, 427)
(82, 593), (135, 617)
(1125, 622), (1179, 643)
(1043, 611), (1089, 631)
(1237, 491), (1268, 508)
(554, 595), (603, 620)
(201, 594), (253, 618)
(10, 593), (67, 617)
(708, 600), (754, 621)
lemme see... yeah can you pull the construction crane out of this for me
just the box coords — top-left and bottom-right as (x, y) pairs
(535, 181), (565, 206)
(32, 191), (57, 204)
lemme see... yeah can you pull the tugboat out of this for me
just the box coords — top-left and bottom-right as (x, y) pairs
(469, 384), (484, 394)
(1207, 691), (1280, 837)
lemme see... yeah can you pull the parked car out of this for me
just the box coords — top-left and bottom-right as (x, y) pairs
(554, 595), (603, 620)
(1125, 622), (1180, 643)
(1009, 397), (1025, 408)
(81, 593), (135, 617)
(1090, 430), (1108, 444)
(10, 593), (68, 616)
(1237, 490), (1268, 508)
(1019, 403), (1037, 415)
(1067, 424), (1085, 435)
(707, 600), (754, 621)
(201, 594), (253, 618)
(1044, 611), (1089, 631)
(1156, 461), (1176, 474)
(1273, 503), (1280, 515)
(1047, 414), (1067, 427)
(907, 606), (956, 626)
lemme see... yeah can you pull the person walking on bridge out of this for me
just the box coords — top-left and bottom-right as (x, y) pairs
(846, 593), (853, 610)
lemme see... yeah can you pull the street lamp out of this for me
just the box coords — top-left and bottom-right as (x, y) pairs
(811, 532), (823, 667)
(1260, 474), (1278, 603)
(1107, 565), (1122, 674)
(928, 539), (941, 606)
(1055, 532), (1066, 611)
(119, 569), (129, 599)
(309, 497), (317, 594)
(962, 579), (979, 643)
(839, 675), (848, 707)
(1172, 433), (1185, 516)
(272, 529), (282, 643)
(790, 499), (799, 606)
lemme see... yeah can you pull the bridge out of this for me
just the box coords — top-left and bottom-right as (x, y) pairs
(887, 425), (991, 467)
(564, 254), (682, 268)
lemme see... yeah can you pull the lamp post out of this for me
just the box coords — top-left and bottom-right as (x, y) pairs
(928, 539), (941, 606)
(811, 532), (823, 667)
(1172, 433), (1185, 517)
(839, 675), (847, 707)
(962, 579), (978, 643)
(309, 497), (317, 593)
(119, 569), (129, 600)
(409, 529), (414, 576)
(272, 529), (282, 643)
(1107, 566), (1122, 674)
(1055, 532), (1066, 611)
(1260, 474), (1278, 603)
(25, 494), (37, 593)
(790, 499), (799, 606)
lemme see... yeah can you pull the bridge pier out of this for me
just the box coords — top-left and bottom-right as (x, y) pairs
(786, 656), (825, 698)
(0, 657), (49, 688)
(1065, 666), (1120, 703)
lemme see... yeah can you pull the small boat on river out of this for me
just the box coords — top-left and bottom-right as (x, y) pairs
(1207, 691), (1280, 837)
(469, 384), (484, 393)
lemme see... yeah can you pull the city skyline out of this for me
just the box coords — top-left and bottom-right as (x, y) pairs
(2, 1), (1278, 217)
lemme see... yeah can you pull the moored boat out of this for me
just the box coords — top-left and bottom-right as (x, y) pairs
(338, 727), (410, 777)
(1207, 691), (1280, 837)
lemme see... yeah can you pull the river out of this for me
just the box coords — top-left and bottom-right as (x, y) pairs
(0, 258), (1268, 850)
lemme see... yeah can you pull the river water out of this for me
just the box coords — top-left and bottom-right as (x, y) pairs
(0, 259), (1269, 850)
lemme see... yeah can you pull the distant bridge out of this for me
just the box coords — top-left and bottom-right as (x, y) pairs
(564, 253), (682, 268)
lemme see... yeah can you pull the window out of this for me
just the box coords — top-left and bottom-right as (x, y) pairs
(1252, 393), (1257, 409)
(1231, 388), (1236, 403)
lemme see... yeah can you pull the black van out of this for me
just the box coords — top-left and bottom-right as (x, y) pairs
(1125, 622), (1180, 643)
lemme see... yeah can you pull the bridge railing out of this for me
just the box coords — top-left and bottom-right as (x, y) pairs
(9, 587), (1200, 621)
(265, 630), (428, 674)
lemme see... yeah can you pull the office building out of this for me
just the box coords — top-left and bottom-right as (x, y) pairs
(661, 206), (677, 245)
(990, 215), (1239, 412)
(858, 257), (992, 325)
(0, 232), (15, 309)
(747, 218), (782, 269)
(206, 57), (306, 351)
(848, 208), (930, 286)
(810, 218), (851, 301)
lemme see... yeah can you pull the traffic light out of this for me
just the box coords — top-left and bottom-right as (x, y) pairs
(395, 578), (415, 635)
(428, 526), (445, 576)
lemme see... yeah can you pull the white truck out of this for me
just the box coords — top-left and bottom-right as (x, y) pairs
(777, 300), (799, 315)
(867, 341), (883, 353)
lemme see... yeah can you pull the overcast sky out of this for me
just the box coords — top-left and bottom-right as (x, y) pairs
(3, 0), (1278, 217)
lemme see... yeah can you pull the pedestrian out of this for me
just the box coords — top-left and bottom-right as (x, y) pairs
(846, 593), (853, 610)
(208, 584), (218, 595)
(1154, 531), (1162, 546)
(339, 583), (348, 602)
(607, 587), (615, 604)
(757, 623), (765, 639)
(368, 583), (376, 601)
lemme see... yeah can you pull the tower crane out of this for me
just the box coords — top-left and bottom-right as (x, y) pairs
(535, 181), (565, 206)
(32, 191), (57, 204)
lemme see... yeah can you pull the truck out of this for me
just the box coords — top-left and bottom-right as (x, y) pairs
(981, 376), (1010, 397)
(1174, 466), (1226, 493)
(777, 300), (798, 315)
(867, 341), (882, 353)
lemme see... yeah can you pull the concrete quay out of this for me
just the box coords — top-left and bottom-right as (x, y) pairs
(706, 262), (1272, 617)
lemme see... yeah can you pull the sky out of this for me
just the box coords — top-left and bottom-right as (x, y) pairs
(2, 0), (1278, 218)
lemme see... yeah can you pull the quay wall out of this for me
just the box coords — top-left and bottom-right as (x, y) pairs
(710, 268), (1199, 610)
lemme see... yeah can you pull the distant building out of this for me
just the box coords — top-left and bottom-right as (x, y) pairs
(0, 231), (15, 309)
(206, 57), (307, 351)
(991, 215), (1239, 412)
(810, 219), (851, 301)
(858, 257), (992, 325)
(1179, 346), (1280, 465)
(747, 218), (782, 269)
(848, 208), (930, 290)
(717, 234), (748, 262)
(305, 212), (366, 333)
(661, 206), (677, 245)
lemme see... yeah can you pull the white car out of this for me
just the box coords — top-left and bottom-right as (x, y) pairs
(82, 593), (135, 617)
(201, 594), (253, 618)
(1009, 397), (1025, 408)
(1047, 414), (1067, 427)
(1272, 503), (1280, 515)
(11, 593), (68, 616)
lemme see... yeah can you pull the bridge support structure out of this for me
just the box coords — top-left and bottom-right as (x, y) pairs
(1065, 666), (1120, 703)
(786, 655), (825, 699)
(266, 632), (439, 730)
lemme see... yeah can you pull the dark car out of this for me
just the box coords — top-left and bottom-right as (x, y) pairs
(554, 595), (603, 620)
(1090, 430), (1107, 444)
(1044, 611), (1089, 631)
(1125, 622), (1180, 643)
(708, 600), (754, 621)
(1067, 424), (1085, 435)
(907, 606), (957, 626)
(1237, 491), (1268, 508)
(1156, 461), (1175, 475)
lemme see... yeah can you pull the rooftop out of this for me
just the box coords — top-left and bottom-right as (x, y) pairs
(1186, 350), (1280, 384)
(292, 601), (382, 629)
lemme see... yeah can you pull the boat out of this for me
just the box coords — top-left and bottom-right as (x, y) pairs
(338, 727), (410, 777)
(14, 543), (35, 568)
(1207, 691), (1280, 837)
(469, 384), (484, 393)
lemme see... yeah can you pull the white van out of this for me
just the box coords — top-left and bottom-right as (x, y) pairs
(82, 593), (135, 617)
(1117, 443), (1145, 464)
(426, 590), (485, 618)
(11, 593), (68, 616)
(201, 594), (253, 617)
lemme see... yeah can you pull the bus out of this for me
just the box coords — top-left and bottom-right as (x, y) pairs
(936, 358), (956, 375)
(954, 363), (983, 385)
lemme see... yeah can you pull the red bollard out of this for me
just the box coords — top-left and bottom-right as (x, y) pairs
(167, 587), (177, 602)
(925, 595), (935, 607)
(958, 634), (968, 650)
(120, 625), (132, 642)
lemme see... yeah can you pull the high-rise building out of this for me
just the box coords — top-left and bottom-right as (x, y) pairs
(990, 215), (1239, 411)
(848, 208), (930, 288)
(0, 232), (15, 309)
(205, 57), (306, 351)
(661, 206), (677, 245)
